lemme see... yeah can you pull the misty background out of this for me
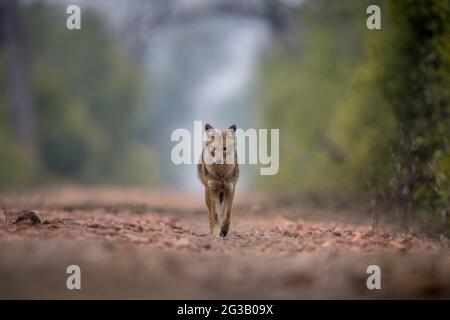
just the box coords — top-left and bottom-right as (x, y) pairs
(1, 0), (449, 231)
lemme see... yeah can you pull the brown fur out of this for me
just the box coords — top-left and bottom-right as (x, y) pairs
(197, 124), (239, 237)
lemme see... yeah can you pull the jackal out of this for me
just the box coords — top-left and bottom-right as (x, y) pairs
(198, 123), (239, 237)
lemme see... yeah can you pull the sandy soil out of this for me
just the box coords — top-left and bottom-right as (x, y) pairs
(0, 186), (449, 299)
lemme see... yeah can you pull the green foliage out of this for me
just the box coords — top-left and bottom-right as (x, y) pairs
(382, 0), (450, 214)
(261, 0), (450, 226)
(260, 0), (392, 198)
(0, 3), (158, 186)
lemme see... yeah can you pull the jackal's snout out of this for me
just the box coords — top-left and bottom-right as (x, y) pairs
(215, 159), (225, 165)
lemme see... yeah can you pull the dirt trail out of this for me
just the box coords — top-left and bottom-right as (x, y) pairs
(0, 187), (449, 299)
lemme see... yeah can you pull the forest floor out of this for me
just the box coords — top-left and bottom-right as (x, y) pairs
(0, 186), (449, 299)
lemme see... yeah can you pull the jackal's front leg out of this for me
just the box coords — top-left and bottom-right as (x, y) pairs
(220, 184), (235, 237)
(208, 191), (221, 237)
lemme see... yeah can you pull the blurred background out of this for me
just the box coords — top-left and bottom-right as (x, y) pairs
(0, 0), (449, 230)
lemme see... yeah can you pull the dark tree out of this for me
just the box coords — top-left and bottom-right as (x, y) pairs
(2, 0), (36, 157)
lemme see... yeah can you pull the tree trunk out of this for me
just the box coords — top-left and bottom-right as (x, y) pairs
(3, 0), (37, 157)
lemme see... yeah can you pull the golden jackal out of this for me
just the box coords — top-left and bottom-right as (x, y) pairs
(198, 123), (239, 237)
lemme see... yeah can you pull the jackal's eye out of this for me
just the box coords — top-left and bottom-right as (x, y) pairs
(211, 149), (215, 157)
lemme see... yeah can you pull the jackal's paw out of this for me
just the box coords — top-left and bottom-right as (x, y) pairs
(220, 230), (228, 237)
(210, 227), (221, 238)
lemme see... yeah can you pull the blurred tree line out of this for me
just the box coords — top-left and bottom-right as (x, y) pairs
(0, 0), (448, 230)
(0, 1), (158, 186)
(261, 0), (449, 226)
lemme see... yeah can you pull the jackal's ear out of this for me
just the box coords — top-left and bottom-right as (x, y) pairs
(228, 124), (237, 132)
(205, 123), (213, 131)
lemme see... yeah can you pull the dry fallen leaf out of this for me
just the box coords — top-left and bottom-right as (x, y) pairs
(389, 240), (407, 251)
(174, 238), (190, 247)
(124, 234), (148, 243)
(351, 232), (362, 242)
